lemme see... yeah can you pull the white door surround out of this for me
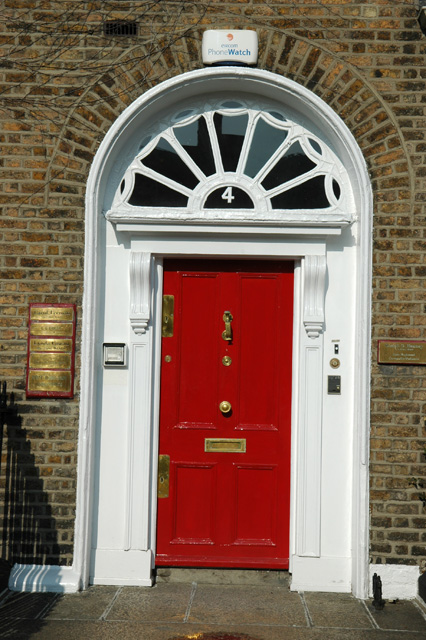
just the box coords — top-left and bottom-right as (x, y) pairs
(9, 68), (372, 597)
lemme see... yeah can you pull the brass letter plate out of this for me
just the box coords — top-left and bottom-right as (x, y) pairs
(205, 438), (246, 453)
(157, 454), (170, 498)
(162, 295), (174, 337)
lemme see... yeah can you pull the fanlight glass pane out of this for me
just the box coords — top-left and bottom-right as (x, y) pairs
(261, 141), (316, 191)
(244, 118), (288, 179)
(173, 117), (215, 176)
(214, 113), (248, 172)
(271, 176), (329, 209)
(129, 173), (188, 207)
(333, 179), (341, 200)
(141, 138), (199, 189)
(204, 186), (254, 209)
(309, 138), (322, 155)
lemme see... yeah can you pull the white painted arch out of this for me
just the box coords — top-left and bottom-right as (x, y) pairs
(9, 67), (372, 597)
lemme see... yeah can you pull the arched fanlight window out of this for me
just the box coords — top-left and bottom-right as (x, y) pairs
(110, 101), (353, 226)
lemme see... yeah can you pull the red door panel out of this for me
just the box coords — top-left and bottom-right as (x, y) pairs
(156, 259), (293, 569)
(233, 464), (278, 545)
(172, 463), (217, 544)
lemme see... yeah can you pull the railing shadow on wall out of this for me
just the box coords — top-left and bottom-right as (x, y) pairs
(0, 382), (60, 588)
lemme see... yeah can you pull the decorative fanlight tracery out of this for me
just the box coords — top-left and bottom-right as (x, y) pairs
(109, 101), (353, 226)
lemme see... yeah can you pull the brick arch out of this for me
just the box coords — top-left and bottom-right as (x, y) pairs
(261, 31), (412, 207)
(44, 27), (411, 227)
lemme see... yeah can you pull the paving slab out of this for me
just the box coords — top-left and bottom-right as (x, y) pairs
(367, 599), (426, 632)
(45, 585), (118, 620)
(0, 591), (57, 621)
(106, 582), (193, 622)
(303, 592), (374, 629)
(156, 568), (290, 586)
(188, 583), (307, 627)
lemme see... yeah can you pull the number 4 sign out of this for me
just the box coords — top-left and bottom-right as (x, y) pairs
(221, 187), (235, 204)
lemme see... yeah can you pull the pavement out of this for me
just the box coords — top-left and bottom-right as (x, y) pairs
(0, 568), (425, 639)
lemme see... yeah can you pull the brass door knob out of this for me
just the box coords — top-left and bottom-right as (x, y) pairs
(219, 401), (232, 414)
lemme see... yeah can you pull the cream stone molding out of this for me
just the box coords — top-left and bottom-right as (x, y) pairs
(129, 251), (151, 334)
(303, 255), (327, 338)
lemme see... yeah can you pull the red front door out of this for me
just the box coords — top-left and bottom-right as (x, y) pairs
(156, 259), (294, 568)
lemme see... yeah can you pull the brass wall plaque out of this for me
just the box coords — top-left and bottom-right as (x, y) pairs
(157, 454), (170, 498)
(30, 338), (73, 353)
(29, 353), (71, 370)
(30, 306), (74, 322)
(378, 340), (426, 365)
(28, 371), (72, 393)
(27, 303), (76, 398)
(162, 295), (174, 337)
(30, 322), (74, 337)
(205, 438), (246, 453)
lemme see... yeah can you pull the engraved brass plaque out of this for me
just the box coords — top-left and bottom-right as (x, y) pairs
(28, 371), (72, 393)
(30, 322), (74, 337)
(378, 340), (426, 365)
(30, 338), (73, 353)
(27, 303), (76, 398)
(205, 438), (246, 453)
(157, 454), (170, 498)
(29, 353), (71, 370)
(30, 306), (74, 322)
(162, 295), (174, 338)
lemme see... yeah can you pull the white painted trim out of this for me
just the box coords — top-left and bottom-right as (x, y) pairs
(303, 254), (327, 338)
(129, 252), (151, 335)
(9, 565), (81, 593)
(296, 341), (323, 556)
(125, 341), (152, 551)
(90, 549), (154, 587)
(10, 67), (372, 596)
(92, 577), (153, 587)
(291, 556), (352, 593)
(369, 564), (420, 600)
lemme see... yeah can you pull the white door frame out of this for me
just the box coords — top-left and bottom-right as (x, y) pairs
(8, 68), (372, 597)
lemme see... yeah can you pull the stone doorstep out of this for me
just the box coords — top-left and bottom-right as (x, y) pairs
(154, 568), (290, 586)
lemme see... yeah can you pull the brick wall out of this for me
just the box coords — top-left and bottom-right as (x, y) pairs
(1, 1), (425, 571)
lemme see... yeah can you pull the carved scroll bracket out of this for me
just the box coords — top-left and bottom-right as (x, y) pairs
(130, 252), (151, 335)
(303, 255), (327, 339)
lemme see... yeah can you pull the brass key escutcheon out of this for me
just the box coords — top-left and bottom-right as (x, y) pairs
(222, 311), (233, 341)
(157, 455), (170, 498)
(162, 295), (174, 337)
